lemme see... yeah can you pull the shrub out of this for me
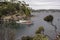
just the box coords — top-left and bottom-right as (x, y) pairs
(36, 26), (44, 34)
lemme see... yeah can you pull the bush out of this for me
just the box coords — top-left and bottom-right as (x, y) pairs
(33, 34), (48, 40)
(36, 26), (44, 34)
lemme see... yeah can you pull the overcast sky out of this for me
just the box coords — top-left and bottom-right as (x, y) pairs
(19, 0), (60, 10)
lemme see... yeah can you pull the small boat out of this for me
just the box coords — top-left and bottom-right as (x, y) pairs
(16, 20), (33, 25)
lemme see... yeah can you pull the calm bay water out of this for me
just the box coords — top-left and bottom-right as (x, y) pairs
(16, 11), (60, 40)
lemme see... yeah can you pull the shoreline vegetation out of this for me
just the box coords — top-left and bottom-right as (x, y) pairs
(0, 1), (31, 21)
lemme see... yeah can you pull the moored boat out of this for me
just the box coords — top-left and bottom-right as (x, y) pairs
(16, 20), (33, 25)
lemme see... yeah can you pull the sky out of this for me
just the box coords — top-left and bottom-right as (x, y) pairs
(19, 0), (60, 10)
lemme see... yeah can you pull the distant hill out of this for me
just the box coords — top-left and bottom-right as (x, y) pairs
(32, 9), (60, 12)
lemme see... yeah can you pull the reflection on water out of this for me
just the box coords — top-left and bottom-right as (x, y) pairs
(16, 11), (60, 40)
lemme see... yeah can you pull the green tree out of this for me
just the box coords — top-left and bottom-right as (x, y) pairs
(20, 1), (31, 16)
